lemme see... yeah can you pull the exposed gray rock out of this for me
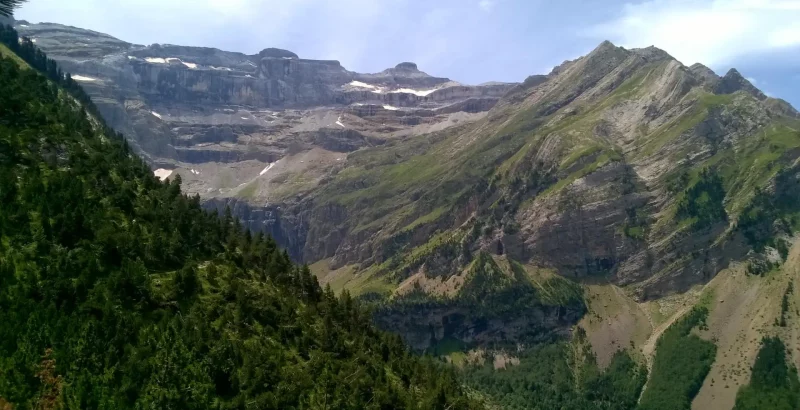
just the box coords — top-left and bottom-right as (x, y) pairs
(20, 21), (515, 178)
(519, 162), (650, 278)
(631, 45), (674, 62)
(765, 97), (800, 118)
(204, 197), (309, 260)
(394, 62), (418, 71)
(258, 47), (298, 59)
(715, 68), (767, 100)
(689, 63), (720, 89)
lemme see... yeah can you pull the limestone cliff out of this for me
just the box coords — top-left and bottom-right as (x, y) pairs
(18, 22), (514, 177)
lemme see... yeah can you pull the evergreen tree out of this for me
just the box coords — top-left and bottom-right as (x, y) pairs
(735, 337), (800, 410)
(0, 0), (25, 17)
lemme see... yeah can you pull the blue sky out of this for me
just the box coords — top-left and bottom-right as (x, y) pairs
(16, 0), (800, 107)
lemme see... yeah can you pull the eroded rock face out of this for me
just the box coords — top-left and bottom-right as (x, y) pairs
(204, 197), (310, 261)
(258, 48), (298, 59)
(19, 22), (514, 174)
(519, 162), (650, 278)
(15, 23), (515, 237)
(716, 68), (767, 100)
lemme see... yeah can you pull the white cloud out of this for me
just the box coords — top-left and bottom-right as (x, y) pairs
(768, 25), (800, 48)
(479, 0), (496, 12)
(587, 0), (800, 66)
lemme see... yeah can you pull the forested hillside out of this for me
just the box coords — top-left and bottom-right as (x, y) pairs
(0, 23), (481, 409)
(462, 330), (646, 410)
(734, 337), (800, 410)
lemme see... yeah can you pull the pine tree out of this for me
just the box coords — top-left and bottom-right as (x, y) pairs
(0, 0), (25, 17)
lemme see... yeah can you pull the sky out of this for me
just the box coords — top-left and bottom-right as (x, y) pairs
(15, 0), (800, 107)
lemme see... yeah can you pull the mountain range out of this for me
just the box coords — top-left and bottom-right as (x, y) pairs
(6, 18), (800, 409)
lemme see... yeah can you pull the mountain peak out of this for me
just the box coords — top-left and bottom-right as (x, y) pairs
(258, 48), (298, 59)
(716, 68), (766, 100)
(630, 45), (674, 62)
(725, 68), (743, 77)
(584, 40), (630, 63)
(588, 40), (622, 56)
(395, 62), (419, 71)
(689, 63), (720, 87)
(689, 62), (714, 73)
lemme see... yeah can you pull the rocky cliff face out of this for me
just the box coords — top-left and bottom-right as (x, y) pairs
(17, 22), (513, 177)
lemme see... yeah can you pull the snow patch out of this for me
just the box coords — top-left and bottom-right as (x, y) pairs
(383, 105), (399, 111)
(210, 66), (233, 71)
(72, 75), (99, 82)
(259, 162), (276, 176)
(241, 117), (249, 120)
(245, 74), (254, 78)
(190, 169), (200, 175)
(31, 38), (37, 43)
(166, 58), (180, 63)
(145, 57), (167, 64)
(349, 80), (377, 89)
(154, 169), (173, 180)
(151, 111), (163, 120)
(335, 116), (345, 128)
(19, 24), (29, 28)
(349, 81), (384, 93)
(182, 61), (198, 69)
(127, 56), (136, 60)
(390, 88), (437, 97)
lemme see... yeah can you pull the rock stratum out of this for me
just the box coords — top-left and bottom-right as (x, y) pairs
(16, 21), (512, 185)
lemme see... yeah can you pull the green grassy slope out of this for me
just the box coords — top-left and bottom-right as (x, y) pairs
(306, 43), (800, 305)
